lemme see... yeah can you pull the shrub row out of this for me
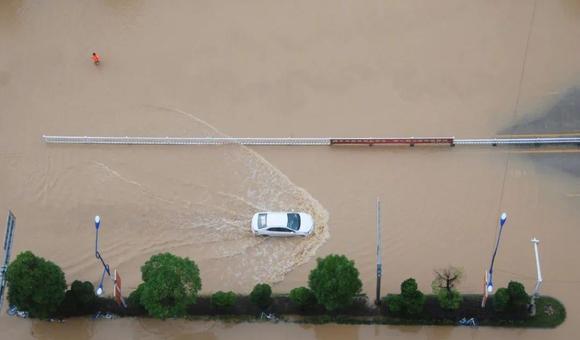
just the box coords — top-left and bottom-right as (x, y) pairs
(5, 251), (565, 328)
(383, 277), (532, 318)
(6, 251), (362, 319)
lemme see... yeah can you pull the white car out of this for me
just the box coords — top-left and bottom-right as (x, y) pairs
(251, 212), (314, 237)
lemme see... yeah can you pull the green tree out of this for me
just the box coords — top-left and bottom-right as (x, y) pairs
(431, 266), (463, 310)
(211, 291), (236, 310)
(437, 289), (462, 310)
(401, 278), (418, 295)
(431, 266), (463, 293)
(5, 251), (67, 318)
(59, 281), (97, 316)
(507, 281), (530, 311)
(138, 253), (202, 319)
(383, 294), (403, 315)
(400, 278), (426, 316)
(289, 287), (317, 310)
(308, 254), (362, 311)
(493, 288), (510, 312)
(492, 282), (529, 312)
(384, 278), (425, 317)
(250, 283), (272, 309)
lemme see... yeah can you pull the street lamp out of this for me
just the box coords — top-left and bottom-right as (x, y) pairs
(486, 212), (508, 294)
(94, 215), (111, 296)
(95, 215), (100, 255)
(529, 237), (543, 315)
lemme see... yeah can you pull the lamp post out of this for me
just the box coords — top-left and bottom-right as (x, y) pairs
(375, 198), (382, 305)
(529, 237), (543, 316)
(94, 215), (111, 296)
(95, 215), (100, 256)
(486, 212), (508, 294)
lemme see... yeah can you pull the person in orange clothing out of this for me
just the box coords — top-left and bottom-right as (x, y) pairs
(91, 52), (101, 65)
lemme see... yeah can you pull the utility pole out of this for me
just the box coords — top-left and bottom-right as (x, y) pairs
(375, 198), (382, 305)
(529, 238), (543, 316)
(0, 211), (16, 312)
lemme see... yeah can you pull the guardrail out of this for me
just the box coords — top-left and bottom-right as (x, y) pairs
(42, 135), (580, 147)
(454, 137), (580, 145)
(330, 137), (454, 146)
(42, 136), (330, 145)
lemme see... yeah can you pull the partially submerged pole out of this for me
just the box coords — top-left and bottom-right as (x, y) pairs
(529, 238), (543, 316)
(375, 198), (382, 305)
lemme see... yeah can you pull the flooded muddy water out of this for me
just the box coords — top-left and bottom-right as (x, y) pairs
(1, 0), (579, 339)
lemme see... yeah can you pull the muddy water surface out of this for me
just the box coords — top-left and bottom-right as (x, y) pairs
(1, 0), (579, 339)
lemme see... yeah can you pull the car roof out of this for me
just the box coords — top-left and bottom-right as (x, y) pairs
(265, 212), (288, 227)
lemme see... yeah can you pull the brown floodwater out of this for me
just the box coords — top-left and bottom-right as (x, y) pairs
(1, 0), (579, 339)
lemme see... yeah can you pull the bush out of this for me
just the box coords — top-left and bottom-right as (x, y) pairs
(402, 278), (418, 295)
(58, 281), (97, 316)
(138, 253), (202, 319)
(289, 287), (317, 309)
(308, 254), (362, 311)
(401, 278), (426, 316)
(492, 281), (530, 313)
(6, 251), (67, 318)
(493, 288), (510, 312)
(508, 281), (529, 311)
(211, 291), (236, 310)
(250, 283), (272, 309)
(384, 278), (425, 317)
(384, 294), (403, 315)
(437, 289), (462, 310)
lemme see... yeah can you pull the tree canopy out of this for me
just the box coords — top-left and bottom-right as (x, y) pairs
(431, 266), (463, 294)
(211, 291), (236, 310)
(431, 266), (463, 310)
(250, 283), (272, 309)
(289, 287), (317, 309)
(6, 251), (67, 318)
(493, 288), (510, 312)
(308, 254), (362, 311)
(492, 281), (530, 312)
(384, 278), (426, 317)
(138, 253), (202, 319)
(58, 280), (97, 316)
(507, 281), (530, 310)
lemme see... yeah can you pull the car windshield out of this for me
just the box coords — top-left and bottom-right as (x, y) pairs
(286, 213), (301, 231)
(268, 227), (291, 232)
(257, 213), (267, 229)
